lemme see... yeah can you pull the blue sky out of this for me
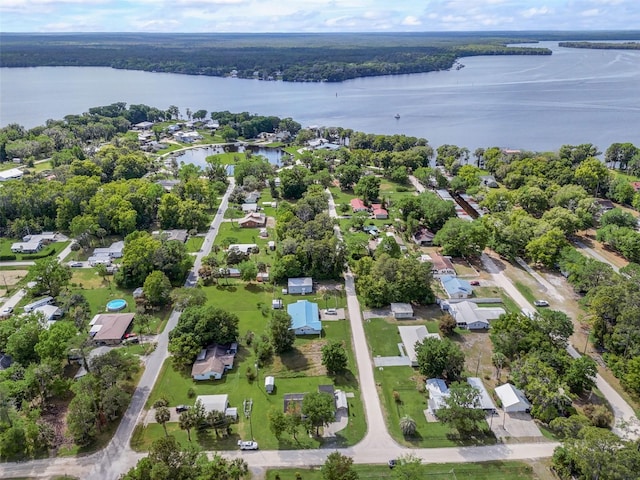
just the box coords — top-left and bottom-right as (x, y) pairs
(1, 0), (638, 33)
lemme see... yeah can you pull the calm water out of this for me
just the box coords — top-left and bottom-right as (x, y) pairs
(174, 144), (285, 167)
(1, 41), (639, 151)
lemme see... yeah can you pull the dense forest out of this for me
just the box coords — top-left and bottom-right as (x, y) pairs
(559, 41), (640, 50)
(0, 32), (554, 82)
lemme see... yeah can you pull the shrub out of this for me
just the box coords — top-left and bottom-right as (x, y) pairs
(0, 254), (16, 261)
(187, 387), (196, 399)
(393, 390), (401, 404)
(246, 366), (256, 382)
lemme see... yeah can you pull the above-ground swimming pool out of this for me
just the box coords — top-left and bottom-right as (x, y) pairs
(106, 299), (127, 312)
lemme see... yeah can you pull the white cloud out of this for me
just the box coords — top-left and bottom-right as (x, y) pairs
(521, 6), (551, 18)
(401, 15), (421, 26)
(581, 8), (600, 16)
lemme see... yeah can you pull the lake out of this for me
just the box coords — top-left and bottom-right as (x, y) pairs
(173, 144), (286, 168)
(1, 41), (639, 152)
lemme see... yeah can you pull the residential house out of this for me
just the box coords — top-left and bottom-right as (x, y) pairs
(412, 227), (435, 246)
(238, 212), (266, 228)
(429, 253), (456, 277)
(441, 275), (473, 299)
(287, 277), (313, 295)
(89, 313), (135, 345)
(191, 343), (238, 381)
(390, 303), (414, 319)
(33, 304), (63, 327)
(174, 131), (202, 143)
(287, 300), (322, 335)
(0, 168), (24, 182)
(93, 241), (124, 259)
(11, 239), (42, 254)
(398, 325), (441, 367)
(596, 199), (615, 213)
(479, 175), (498, 188)
(446, 301), (505, 330)
(495, 383), (531, 413)
(196, 394), (238, 420)
(133, 121), (154, 130)
(241, 203), (258, 213)
(335, 390), (348, 414)
(157, 229), (188, 243)
(23, 233), (56, 244)
(73, 346), (112, 379)
(259, 228), (269, 238)
(87, 255), (112, 267)
(244, 191), (261, 204)
(467, 377), (496, 413)
(426, 378), (450, 415)
(228, 244), (257, 254)
(256, 271), (269, 282)
(371, 203), (388, 219)
(23, 296), (54, 313)
(350, 198), (368, 213)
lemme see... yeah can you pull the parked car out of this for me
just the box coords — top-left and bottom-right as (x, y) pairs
(68, 261), (83, 267)
(1, 306), (13, 316)
(534, 299), (549, 307)
(470, 280), (480, 286)
(325, 308), (337, 315)
(238, 440), (259, 450)
(175, 405), (189, 413)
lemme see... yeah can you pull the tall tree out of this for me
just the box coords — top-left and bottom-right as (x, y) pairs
(31, 257), (72, 297)
(322, 341), (349, 375)
(302, 392), (335, 436)
(155, 406), (171, 437)
(415, 337), (465, 381)
(436, 382), (486, 436)
(321, 451), (359, 480)
(269, 310), (296, 354)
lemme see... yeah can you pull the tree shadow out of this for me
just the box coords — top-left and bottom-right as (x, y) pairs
(279, 347), (309, 371)
(244, 283), (266, 294)
(215, 284), (237, 292)
(333, 369), (359, 389)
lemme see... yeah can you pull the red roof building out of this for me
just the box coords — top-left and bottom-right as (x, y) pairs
(371, 203), (388, 219)
(350, 198), (368, 212)
(631, 182), (640, 192)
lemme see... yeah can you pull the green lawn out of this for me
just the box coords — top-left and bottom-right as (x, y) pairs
(267, 461), (536, 480)
(139, 281), (365, 451)
(364, 318), (439, 357)
(0, 239), (69, 261)
(185, 236), (205, 253)
(514, 281), (537, 305)
(363, 318), (494, 448)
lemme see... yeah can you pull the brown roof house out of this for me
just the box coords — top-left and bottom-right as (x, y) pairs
(191, 343), (237, 381)
(89, 313), (135, 345)
(238, 212), (267, 228)
(429, 252), (456, 277)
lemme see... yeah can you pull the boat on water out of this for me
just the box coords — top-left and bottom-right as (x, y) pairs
(394, 113), (400, 119)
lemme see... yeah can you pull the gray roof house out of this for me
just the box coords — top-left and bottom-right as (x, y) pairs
(390, 303), (414, 319)
(447, 301), (505, 330)
(288, 277), (313, 295)
(467, 377), (496, 413)
(398, 325), (441, 366)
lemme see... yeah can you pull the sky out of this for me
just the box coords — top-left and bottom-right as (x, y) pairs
(1, 0), (639, 33)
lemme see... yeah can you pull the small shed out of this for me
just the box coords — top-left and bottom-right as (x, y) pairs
(272, 299), (283, 310)
(265, 375), (275, 394)
(391, 302), (414, 319)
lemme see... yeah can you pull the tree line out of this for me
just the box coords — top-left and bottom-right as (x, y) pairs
(0, 32), (551, 83)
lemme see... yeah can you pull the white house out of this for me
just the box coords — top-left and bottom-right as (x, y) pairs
(288, 277), (313, 295)
(11, 239), (42, 254)
(93, 241), (124, 259)
(0, 168), (24, 182)
(390, 303), (414, 319)
(446, 301), (505, 330)
(426, 378), (450, 414)
(398, 325), (441, 366)
(23, 296), (55, 313)
(495, 383), (531, 413)
(195, 394), (237, 419)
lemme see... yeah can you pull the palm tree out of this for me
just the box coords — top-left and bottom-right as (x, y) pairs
(155, 406), (171, 437)
(179, 410), (196, 442)
(399, 415), (417, 436)
(228, 458), (249, 480)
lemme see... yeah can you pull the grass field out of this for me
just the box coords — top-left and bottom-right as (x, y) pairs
(266, 461), (536, 480)
(0, 239), (69, 261)
(185, 236), (204, 253)
(364, 317), (439, 357)
(137, 281), (365, 451)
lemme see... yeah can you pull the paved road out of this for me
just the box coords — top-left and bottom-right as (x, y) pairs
(574, 239), (621, 273)
(0, 288), (27, 312)
(0, 184), (561, 479)
(482, 252), (639, 440)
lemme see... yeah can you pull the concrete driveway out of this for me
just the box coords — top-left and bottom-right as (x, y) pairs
(490, 411), (543, 440)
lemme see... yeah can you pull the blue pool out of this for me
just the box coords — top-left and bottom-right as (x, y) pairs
(106, 299), (127, 312)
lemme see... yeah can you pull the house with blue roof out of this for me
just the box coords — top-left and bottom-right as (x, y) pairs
(287, 300), (322, 335)
(441, 275), (473, 299)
